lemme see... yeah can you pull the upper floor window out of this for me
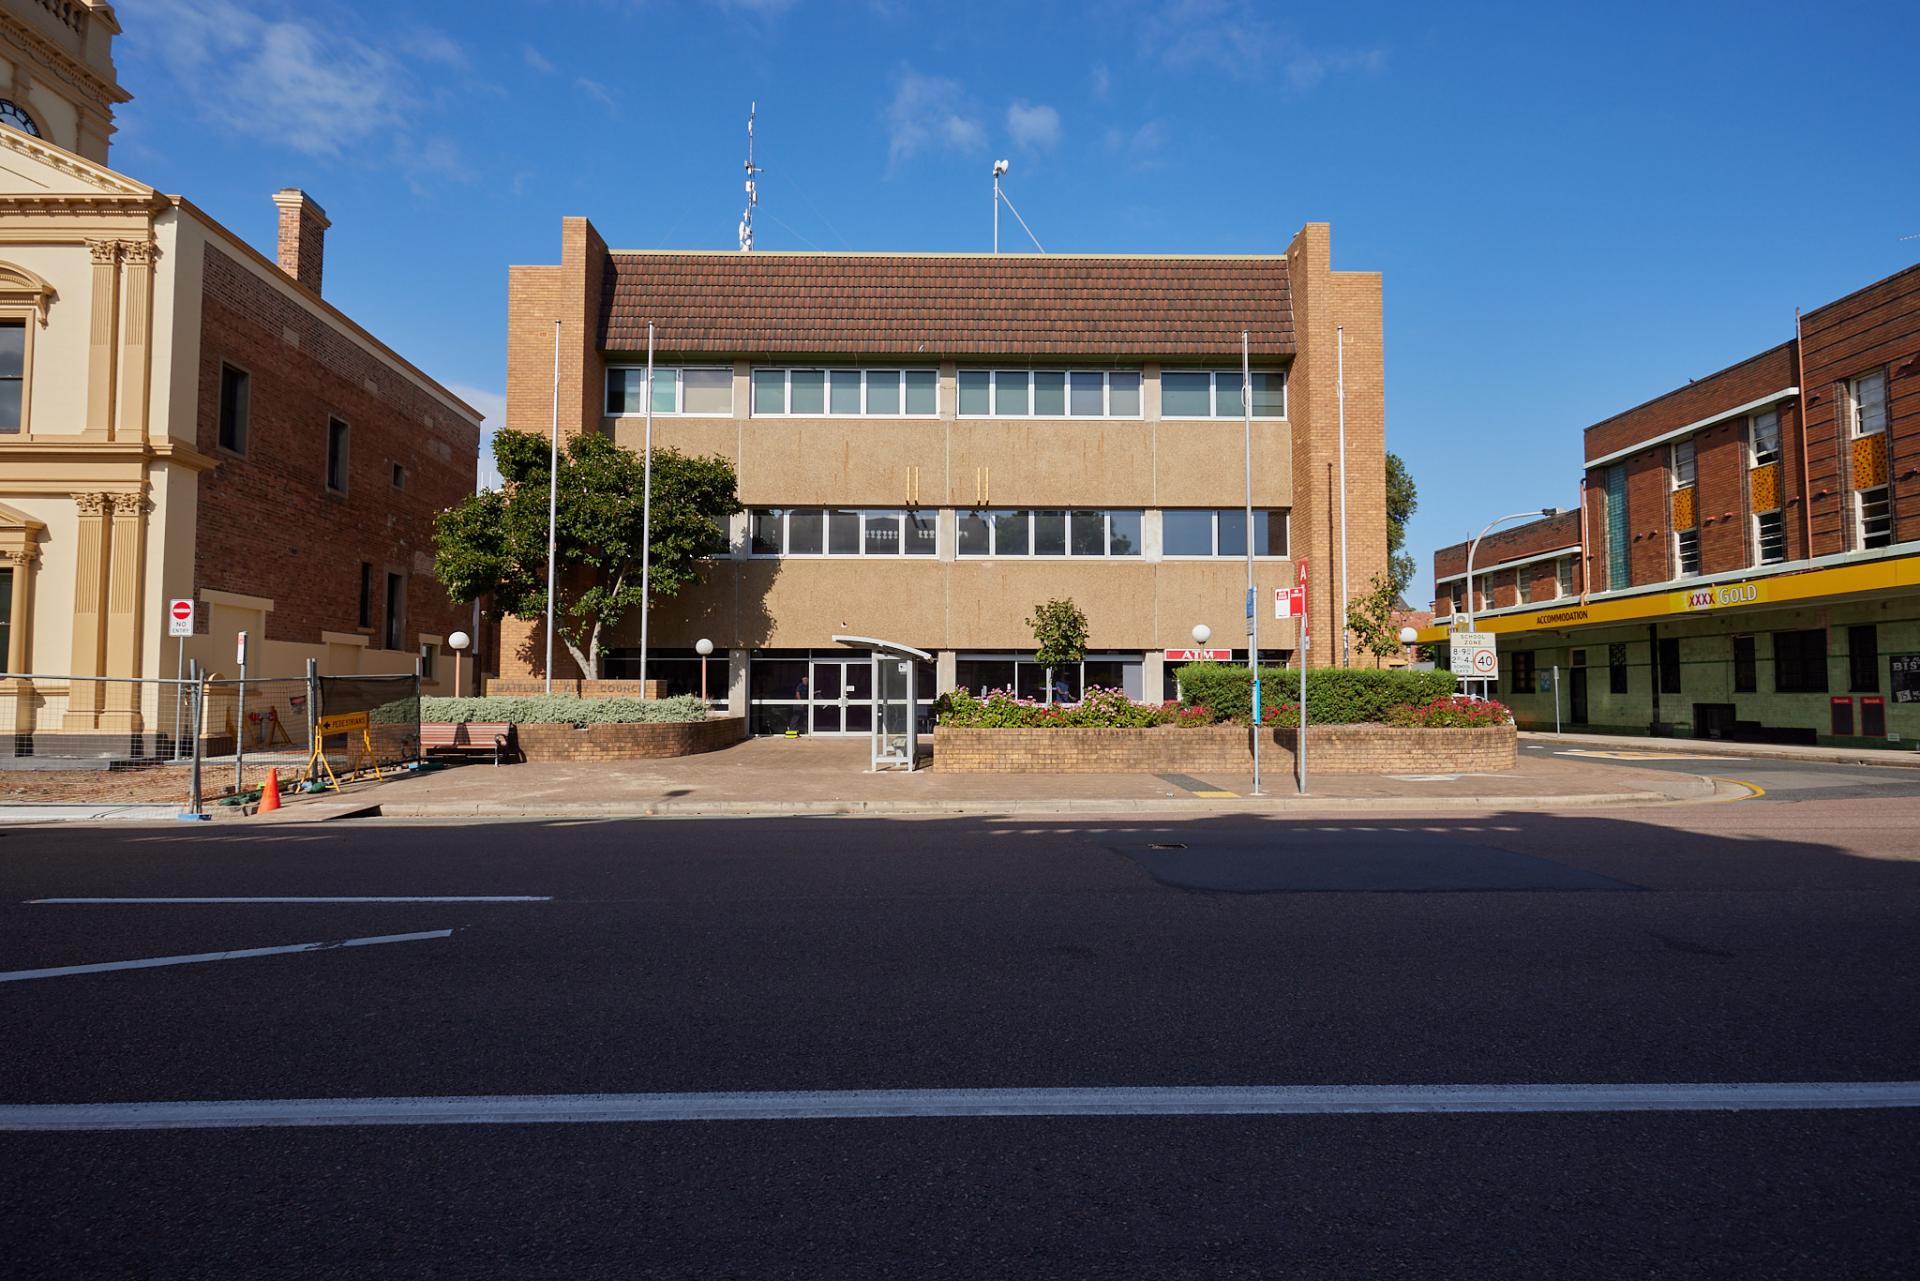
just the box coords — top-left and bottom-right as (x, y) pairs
(1162, 508), (1289, 558)
(750, 508), (938, 557)
(1671, 438), (1695, 488)
(1556, 556), (1576, 599)
(1756, 510), (1787, 565)
(0, 319), (22, 434)
(606, 366), (732, 416)
(1676, 528), (1700, 578)
(1162, 369), (1286, 419)
(325, 417), (349, 492)
(1848, 370), (1887, 436)
(1750, 408), (1780, 465)
(751, 368), (937, 417)
(957, 509), (1143, 558)
(955, 369), (1142, 418)
(218, 364), (249, 454)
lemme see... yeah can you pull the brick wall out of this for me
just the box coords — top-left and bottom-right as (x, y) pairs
(1432, 511), (1582, 617)
(514, 715), (745, 762)
(194, 246), (478, 650)
(1582, 345), (1795, 464)
(1624, 446), (1671, 587)
(1694, 411), (1751, 574)
(933, 723), (1514, 774)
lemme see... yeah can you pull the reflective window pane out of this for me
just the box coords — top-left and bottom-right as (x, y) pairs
(866, 371), (901, 416)
(1033, 371), (1066, 416)
(956, 659), (1015, 696)
(1108, 371), (1140, 417)
(862, 510), (901, 555)
(751, 368), (786, 415)
(905, 510), (938, 555)
(606, 368), (643, 414)
(1070, 510), (1105, 557)
(682, 367), (732, 415)
(1217, 508), (1247, 558)
(957, 511), (991, 556)
(0, 379), (19, 433)
(958, 370), (990, 416)
(0, 320), (24, 372)
(790, 369), (826, 415)
(651, 368), (677, 414)
(1215, 371), (1245, 419)
(786, 508), (823, 555)
(827, 508), (861, 555)
(751, 509), (783, 555)
(1162, 372), (1211, 417)
(750, 658), (809, 701)
(1248, 371), (1285, 418)
(1107, 510), (1141, 556)
(1253, 510), (1288, 556)
(995, 371), (1030, 416)
(1016, 662), (1049, 701)
(904, 369), (937, 415)
(993, 509), (1030, 555)
(829, 369), (862, 414)
(1069, 372), (1104, 416)
(1163, 510), (1214, 555)
(1033, 509), (1067, 556)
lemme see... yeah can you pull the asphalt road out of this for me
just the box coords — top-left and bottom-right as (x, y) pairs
(1527, 740), (1920, 801)
(3, 800), (1918, 1278)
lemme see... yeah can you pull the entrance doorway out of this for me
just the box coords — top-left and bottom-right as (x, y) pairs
(1569, 666), (1589, 724)
(808, 658), (872, 735)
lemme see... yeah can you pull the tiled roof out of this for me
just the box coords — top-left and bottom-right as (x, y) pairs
(600, 252), (1294, 358)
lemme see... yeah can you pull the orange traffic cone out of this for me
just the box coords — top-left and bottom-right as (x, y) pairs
(256, 767), (282, 814)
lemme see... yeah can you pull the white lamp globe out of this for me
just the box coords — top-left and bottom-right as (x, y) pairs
(1398, 626), (1418, 645)
(448, 631), (471, 651)
(1191, 624), (1211, 645)
(695, 638), (715, 656)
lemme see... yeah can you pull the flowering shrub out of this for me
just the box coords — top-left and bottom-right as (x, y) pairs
(936, 686), (1212, 729)
(1381, 696), (1512, 728)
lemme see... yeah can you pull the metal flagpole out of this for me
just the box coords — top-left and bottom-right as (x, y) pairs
(544, 320), (559, 694)
(1336, 324), (1350, 667)
(1243, 330), (1259, 796)
(639, 323), (656, 698)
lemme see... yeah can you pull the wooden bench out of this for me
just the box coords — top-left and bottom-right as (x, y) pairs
(418, 721), (515, 766)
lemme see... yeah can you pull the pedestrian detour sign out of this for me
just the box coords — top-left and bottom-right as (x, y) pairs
(1450, 630), (1498, 680)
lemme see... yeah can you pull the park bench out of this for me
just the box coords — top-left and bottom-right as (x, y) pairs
(418, 721), (515, 767)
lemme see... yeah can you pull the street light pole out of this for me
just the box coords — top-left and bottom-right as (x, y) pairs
(1462, 507), (1561, 697)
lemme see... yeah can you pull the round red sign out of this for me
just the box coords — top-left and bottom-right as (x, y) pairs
(170, 600), (193, 621)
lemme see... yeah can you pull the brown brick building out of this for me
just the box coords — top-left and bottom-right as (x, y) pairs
(502, 217), (1387, 734)
(1426, 262), (1920, 746)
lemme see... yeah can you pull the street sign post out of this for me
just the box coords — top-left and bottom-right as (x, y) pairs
(1274, 587), (1304, 619)
(168, 598), (194, 760)
(1296, 559), (1309, 795)
(1450, 630), (1498, 690)
(167, 598), (194, 638)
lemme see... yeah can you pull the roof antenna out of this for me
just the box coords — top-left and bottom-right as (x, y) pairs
(739, 102), (762, 252)
(992, 159), (1045, 254)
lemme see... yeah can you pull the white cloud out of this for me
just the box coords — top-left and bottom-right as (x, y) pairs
(708, 0), (800, 13)
(1103, 119), (1169, 169)
(1007, 100), (1061, 150)
(574, 77), (619, 116)
(523, 44), (555, 74)
(446, 384), (507, 492)
(1091, 62), (1112, 100)
(1143, 0), (1384, 89)
(132, 0), (468, 177)
(885, 72), (984, 168)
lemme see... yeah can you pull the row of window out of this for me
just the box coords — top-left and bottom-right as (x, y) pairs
(1507, 626), (1882, 698)
(743, 508), (1289, 558)
(215, 365), (405, 493)
(604, 366), (1287, 420)
(1450, 554), (1579, 612)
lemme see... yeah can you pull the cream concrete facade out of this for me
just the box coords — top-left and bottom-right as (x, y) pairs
(0, 0), (125, 163)
(0, 127), (479, 748)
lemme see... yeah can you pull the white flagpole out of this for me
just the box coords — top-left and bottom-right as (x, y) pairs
(1243, 330), (1259, 797)
(544, 320), (559, 694)
(638, 323), (655, 697)
(1336, 324), (1350, 667)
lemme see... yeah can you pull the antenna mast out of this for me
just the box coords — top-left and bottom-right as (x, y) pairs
(739, 102), (762, 252)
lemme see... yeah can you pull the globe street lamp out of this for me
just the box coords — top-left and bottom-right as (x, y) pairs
(448, 630), (471, 698)
(1398, 624), (1418, 668)
(1191, 624), (1212, 646)
(695, 638), (714, 706)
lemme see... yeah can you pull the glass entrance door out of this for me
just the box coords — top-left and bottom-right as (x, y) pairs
(809, 659), (872, 735)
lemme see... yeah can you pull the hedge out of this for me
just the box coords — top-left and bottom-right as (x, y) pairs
(936, 687), (1213, 729)
(1174, 665), (1458, 724)
(419, 694), (710, 726)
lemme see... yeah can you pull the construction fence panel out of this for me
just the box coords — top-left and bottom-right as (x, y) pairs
(0, 674), (191, 765)
(200, 677), (314, 762)
(316, 674), (421, 770)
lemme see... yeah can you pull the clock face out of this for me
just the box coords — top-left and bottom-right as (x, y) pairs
(0, 100), (41, 138)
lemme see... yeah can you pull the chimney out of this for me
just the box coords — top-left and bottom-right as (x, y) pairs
(271, 188), (329, 295)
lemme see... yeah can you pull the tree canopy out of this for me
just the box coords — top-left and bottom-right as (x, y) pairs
(1385, 451), (1418, 597)
(434, 429), (741, 677)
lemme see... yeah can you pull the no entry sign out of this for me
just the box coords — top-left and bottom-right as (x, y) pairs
(167, 598), (194, 638)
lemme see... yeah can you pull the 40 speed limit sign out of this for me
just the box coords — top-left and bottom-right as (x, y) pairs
(1450, 630), (1498, 680)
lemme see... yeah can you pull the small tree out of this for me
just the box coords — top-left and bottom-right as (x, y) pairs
(434, 429), (741, 677)
(1027, 597), (1088, 705)
(1346, 572), (1404, 668)
(1386, 451), (1419, 597)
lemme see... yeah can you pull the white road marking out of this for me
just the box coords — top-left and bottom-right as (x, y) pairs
(28, 897), (549, 905)
(2, 1081), (1915, 1131)
(0, 929), (453, 984)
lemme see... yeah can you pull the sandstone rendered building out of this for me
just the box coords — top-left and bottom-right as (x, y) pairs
(502, 216), (1386, 735)
(0, 2), (480, 752)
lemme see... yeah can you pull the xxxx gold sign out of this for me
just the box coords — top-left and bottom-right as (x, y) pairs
(1681, 581), (1762, 612)
(315, 711), (370, 736)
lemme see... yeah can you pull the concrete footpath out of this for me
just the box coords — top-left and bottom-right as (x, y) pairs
(1520, 730), (1920, 769)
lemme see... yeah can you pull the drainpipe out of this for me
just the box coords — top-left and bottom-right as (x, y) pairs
(1794, 309), (1813, 560)
(1578, 476), (1591, 604)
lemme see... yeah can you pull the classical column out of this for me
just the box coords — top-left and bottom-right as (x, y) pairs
(0, 547), (33, 738)
(117, 240), (155, 443)
(103, 492), (151, 734)
(64, 492), (113, 728)
(85, 240), (121, 438)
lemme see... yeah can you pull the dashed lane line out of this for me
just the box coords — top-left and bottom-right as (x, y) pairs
(0, 929), (453, 984)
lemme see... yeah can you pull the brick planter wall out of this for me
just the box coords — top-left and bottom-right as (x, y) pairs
(933, 723), (1514, 774)
(513, 716), (745, 763)
(486, 678), (668, 700)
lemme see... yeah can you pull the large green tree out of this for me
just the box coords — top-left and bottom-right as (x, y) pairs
(434, 429), (741, 677)
(1385, 451), (1418, 597)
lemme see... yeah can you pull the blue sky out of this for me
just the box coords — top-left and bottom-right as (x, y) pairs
(115, 0), (1919, 606)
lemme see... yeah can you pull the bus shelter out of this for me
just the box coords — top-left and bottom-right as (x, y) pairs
(832, 635), (932, 771)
